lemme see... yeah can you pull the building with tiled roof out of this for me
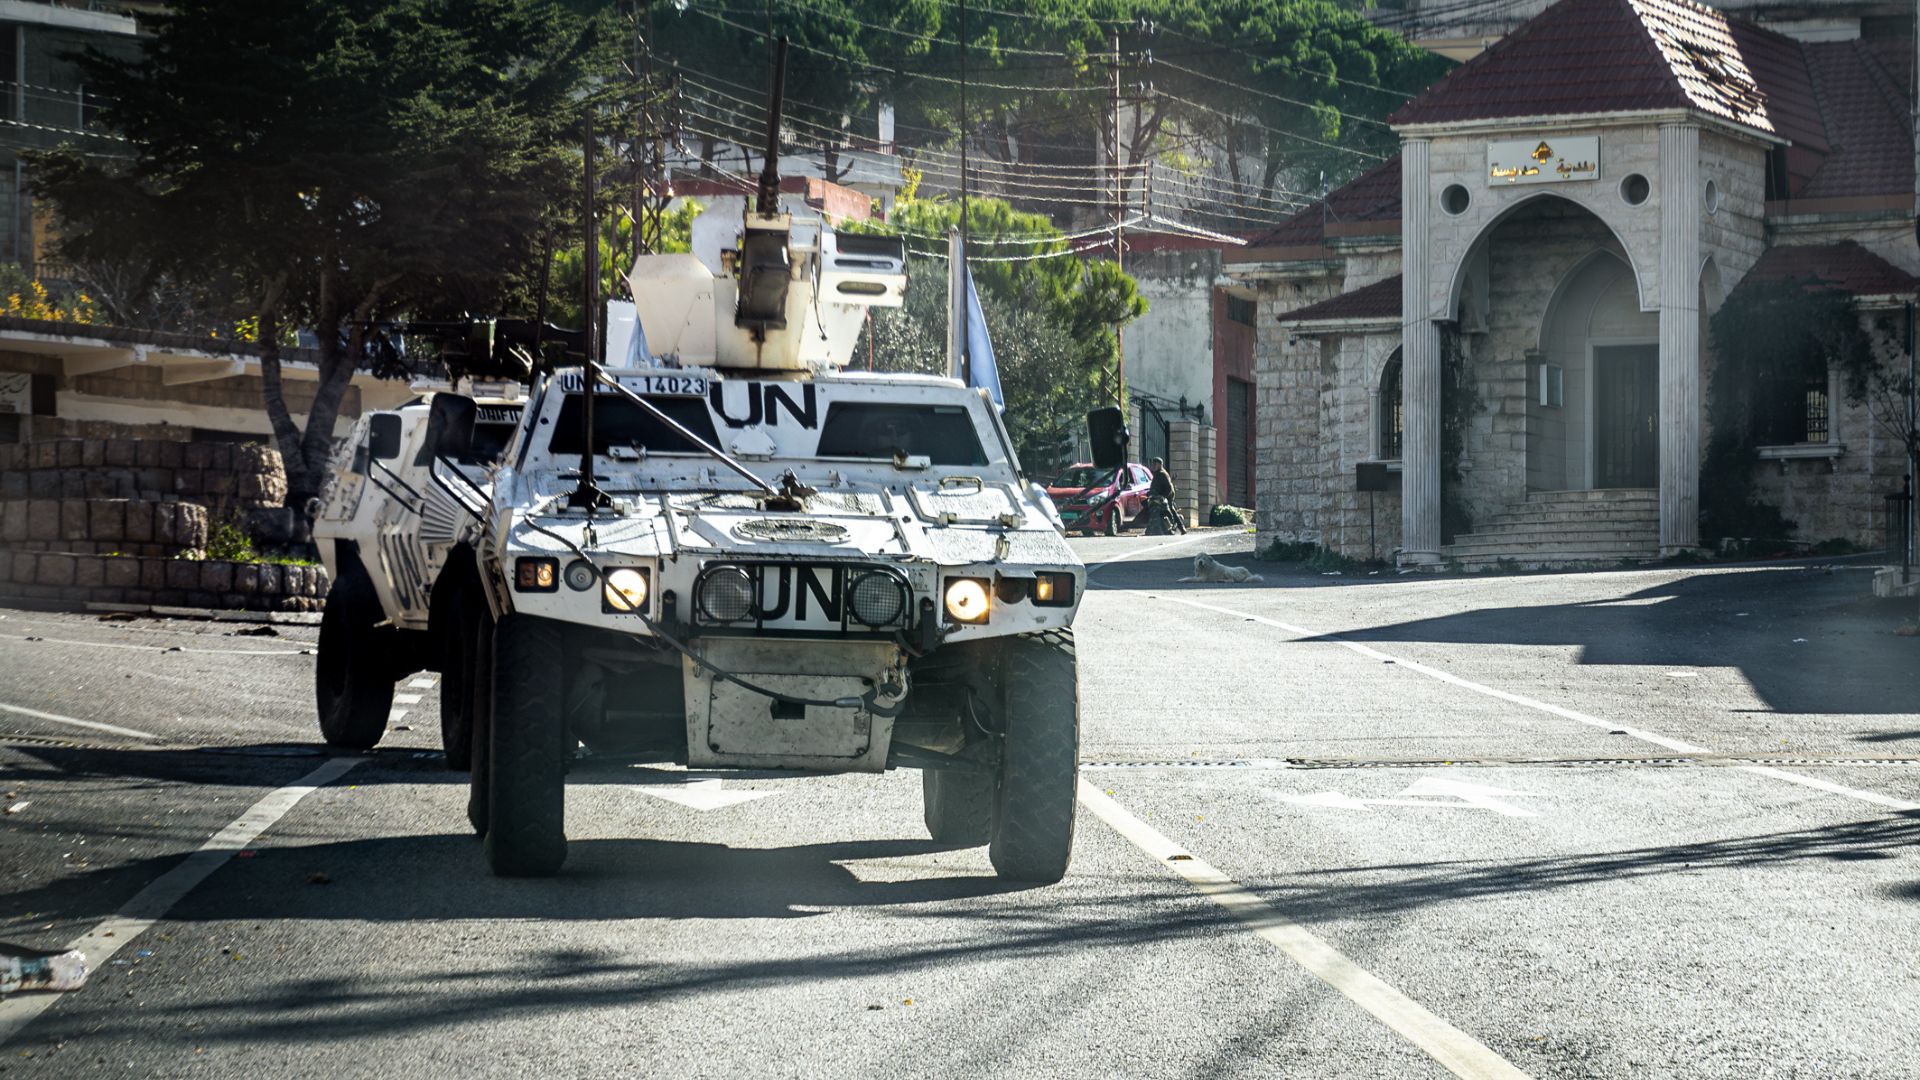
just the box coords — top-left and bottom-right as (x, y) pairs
(1226, 0), (1918, 567)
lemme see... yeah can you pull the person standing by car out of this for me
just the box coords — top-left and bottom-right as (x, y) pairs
(1147, 457), (1187, 534)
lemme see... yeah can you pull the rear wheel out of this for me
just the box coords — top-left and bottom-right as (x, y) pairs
(438, 588), (482, 771)
(988, 628), (1080, 883)
(922, 767), (992, 845)
(484, 614), (569, 877)
(315, 568), (395, 750)
(465, 613), (496, 837)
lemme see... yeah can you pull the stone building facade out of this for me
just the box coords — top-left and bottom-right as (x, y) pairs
(1232, 0), (1920, 567)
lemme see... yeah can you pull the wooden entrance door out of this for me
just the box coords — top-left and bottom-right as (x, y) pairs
(1593, 344), (1658, 488)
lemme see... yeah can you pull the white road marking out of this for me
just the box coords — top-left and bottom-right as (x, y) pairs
(1285, 776), (1542, 817)
(394, 694), (423, 706)
(0, 754), (362, 1047)
(1083, 530), (1223, 571)
(1078, 781), (1531, 1080)
(407, 678), (436, 689)
(634, 778), (777, 811)
(388, 709), (408, 725)
(0, 632), (304, 657)
(1128, 589), (1920, 813)
(0, 701), (160, 741)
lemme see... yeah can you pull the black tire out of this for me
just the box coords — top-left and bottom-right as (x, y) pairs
(466, 613), (495, 837)
(988, 628), (1080, 883)
(315, 569), (395, 750)
(1102, 507), (1120, 536)
(922, 768), (992, 845)
(438, 588), (482, 771)
(484, 614), (568, 876)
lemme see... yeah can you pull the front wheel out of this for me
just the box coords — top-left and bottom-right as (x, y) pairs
(484, 614), (569, 877)
(1102, 507), (1120, 537)
(315, 569), (395, 750)
(988, 628), (1080, 883)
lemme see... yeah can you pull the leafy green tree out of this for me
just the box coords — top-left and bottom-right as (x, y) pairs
(856, 192), (1145, 472)
(34, 0), (611, 515)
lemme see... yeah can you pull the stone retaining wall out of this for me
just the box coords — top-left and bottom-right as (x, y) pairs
(0, 498), (207, 555)
(0, 438), (286, 513)
(0, 550), (328, 612)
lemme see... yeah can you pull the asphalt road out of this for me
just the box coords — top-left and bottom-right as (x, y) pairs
(1, 532), (1918, 1078)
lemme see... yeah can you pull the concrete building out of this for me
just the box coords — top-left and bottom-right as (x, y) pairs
(1233, 0), (1918, 567)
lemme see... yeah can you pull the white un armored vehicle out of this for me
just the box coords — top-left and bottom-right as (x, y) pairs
(313, 47), (1096, 882)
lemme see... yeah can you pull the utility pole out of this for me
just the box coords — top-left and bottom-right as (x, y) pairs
(1111, 28), (1127, 411)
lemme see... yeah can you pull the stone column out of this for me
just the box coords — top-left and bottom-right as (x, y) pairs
(1658, 123), (1702, 555)
(1399, 139), (1442, 565)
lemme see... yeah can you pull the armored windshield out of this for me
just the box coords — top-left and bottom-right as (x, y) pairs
(547, 393), (722, 456)
(814, 402), (987, 466)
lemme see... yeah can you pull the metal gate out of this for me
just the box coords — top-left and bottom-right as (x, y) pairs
(1138, 399), (1169, 470)
(1225, 377), (1252, 507)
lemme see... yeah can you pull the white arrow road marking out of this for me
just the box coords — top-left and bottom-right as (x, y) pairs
(1285, 775), (1542, 817)
(635, 779), (778, 811)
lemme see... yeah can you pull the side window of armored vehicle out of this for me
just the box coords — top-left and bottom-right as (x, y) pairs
(467, 404), (523, 464)
(547, 393), (721, 456)
(814, 403), (987, 466)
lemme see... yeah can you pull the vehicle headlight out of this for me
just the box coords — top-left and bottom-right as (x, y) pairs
(1088, 491), (1111, 506)
(943, 577), (990, 624)
(696, 566), (755, 622)
(849, 571), (906, 627)
(602, 567), (649, 613)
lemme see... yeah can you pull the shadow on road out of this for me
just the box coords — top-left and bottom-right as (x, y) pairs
(17, 807), (1920, 1048)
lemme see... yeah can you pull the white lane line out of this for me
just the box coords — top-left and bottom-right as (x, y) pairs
(0, 701), (161, 742)
(1130, 589), (1920, 813)
(1078, 781), (1531, 1080)
(394, 694), (423, 706)
(0, 633), (304, 657)
(0, 754), (362, 1047)
(389, 709), (408, 725)
(407, 678), (436, 690)
(1084, 530), (1223, 571)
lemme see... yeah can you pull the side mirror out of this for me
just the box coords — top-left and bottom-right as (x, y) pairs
(1087, 407), (1129, 471)
(368, 413), (403, 460)
(426, 393), (477, 462)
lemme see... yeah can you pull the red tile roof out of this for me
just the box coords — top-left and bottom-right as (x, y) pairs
(1276, 274), (1404, 324)
(1387, 0), (1849, 139)
(1797, 38), (1913, 199)
(1246, 157), (1401, 249)
(1740, 241), (1920, 297)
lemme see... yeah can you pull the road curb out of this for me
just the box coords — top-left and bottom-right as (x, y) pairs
(81, 599), (324, 626)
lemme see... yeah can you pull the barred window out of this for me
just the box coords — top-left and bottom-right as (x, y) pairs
(1378, 349), (1404, 460)
(1755, 363), (1831, 445)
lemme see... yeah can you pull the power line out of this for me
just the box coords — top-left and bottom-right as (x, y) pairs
(1154, 89), (1386, 160)
(688, 7), (1109, 94)
(1148, 27), (1418, 100)
(1151, 57), (1393, 130)
(695, 0), (1084, 59)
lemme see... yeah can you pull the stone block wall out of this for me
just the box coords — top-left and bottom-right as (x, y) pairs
(0, 498), (207, 556)
(1250, 274), (1343, 549)
(0, 429), (316, 612)
(0, 437), (287, 518)
(0, 549), (327, 612)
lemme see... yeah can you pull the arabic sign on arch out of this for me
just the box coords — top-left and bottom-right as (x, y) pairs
(1486, 135), (1600, 186)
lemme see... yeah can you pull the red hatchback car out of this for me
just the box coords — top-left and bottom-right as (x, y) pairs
(1046, 462), (1152, 535)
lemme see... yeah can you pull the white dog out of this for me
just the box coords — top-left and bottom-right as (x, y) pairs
(1178, 553), (1265, 584)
